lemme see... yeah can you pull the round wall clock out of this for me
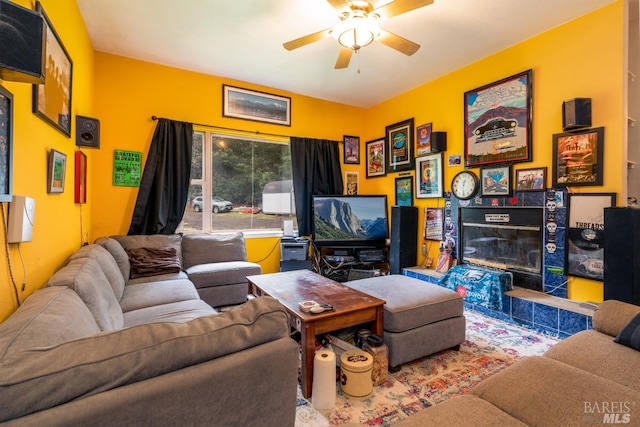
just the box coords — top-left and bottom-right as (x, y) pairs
(451, 170), (479, 200)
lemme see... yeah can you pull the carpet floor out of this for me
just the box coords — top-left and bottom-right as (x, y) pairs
(294, 309), (561, 426)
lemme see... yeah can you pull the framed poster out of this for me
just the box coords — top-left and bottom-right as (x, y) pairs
(515, 167), (546, 191)
(0, 85), (13, 202)
(395, 176), (413, 206)
(552, 127), (604, 187)
(343, 135), (360, 164)
(415, 153), (443, 198)
(344, 171), (359, 195)
(33, 2), (73, 137)
(566, 193), (616, 280)
(74, 150), (87, 204)
(416, 122), (432, 156)
(366, 137), (386, 178)
(425, 207), (444, 240)
(480, 165), (511, 197)
(464, 70), (532, 167)
(47, 149), (66, 193)
(113, 150), (142, 186)
(386, 118), (414, 172)
(222, 85), (291, 126)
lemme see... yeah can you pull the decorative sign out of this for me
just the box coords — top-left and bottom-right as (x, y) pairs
(113, 150), (142, 186)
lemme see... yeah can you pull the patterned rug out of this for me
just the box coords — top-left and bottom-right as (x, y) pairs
(295, 309), (561, 426)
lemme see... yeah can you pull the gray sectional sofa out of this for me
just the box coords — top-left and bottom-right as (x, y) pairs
(396, 299), (640, 426)
(0, 234), (298, 426)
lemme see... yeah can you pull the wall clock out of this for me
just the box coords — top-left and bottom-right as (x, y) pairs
(451, 170), (479, 200)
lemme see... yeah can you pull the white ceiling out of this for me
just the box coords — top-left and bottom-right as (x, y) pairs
(76, 0), (615, 108)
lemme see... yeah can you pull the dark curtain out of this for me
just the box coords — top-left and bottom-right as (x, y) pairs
(291, 137), (343, 237)
(128, 118), (193, 235)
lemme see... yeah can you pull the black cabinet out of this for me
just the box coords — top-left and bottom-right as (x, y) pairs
(604, 207), (640, 305)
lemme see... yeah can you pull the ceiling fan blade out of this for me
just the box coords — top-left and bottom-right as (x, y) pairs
(335, 47), (353, 69)
(374, 0), (434, 20)
(326, 0), (351, 14)
(283, 28), (333, 51)
(377, 29), (420, 56)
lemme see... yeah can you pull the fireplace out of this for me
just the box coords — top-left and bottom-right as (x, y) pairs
(458, 207), (544, 292)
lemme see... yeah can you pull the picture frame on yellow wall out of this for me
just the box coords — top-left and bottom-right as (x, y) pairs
(0, 85), (13, 202)
(366, 138), (386, 178)
(222, 85), (291, 126)
(415, 153), (443, 198)
(47, 149), (66, 194)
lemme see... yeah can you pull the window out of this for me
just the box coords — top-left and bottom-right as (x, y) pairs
(181, 130), (297, 234)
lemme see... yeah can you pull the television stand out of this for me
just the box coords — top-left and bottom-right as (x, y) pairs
(312, 245), (389, 282)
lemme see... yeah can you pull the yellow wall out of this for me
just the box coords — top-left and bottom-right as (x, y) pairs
(0, 0), (95, 321)
(0, 0), (626, 321)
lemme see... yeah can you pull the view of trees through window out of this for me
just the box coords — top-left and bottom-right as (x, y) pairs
(181, 131), (298, 233)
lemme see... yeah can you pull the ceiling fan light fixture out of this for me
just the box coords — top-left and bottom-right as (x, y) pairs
(334, 17), (380, 51)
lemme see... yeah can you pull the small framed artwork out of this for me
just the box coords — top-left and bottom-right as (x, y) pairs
(343, 135), (360, 164)
(74, 150), (87, 204)
(222, 85), (291, 126)
(415, 153), (444, 198)
(0, 85), (13, 202)
(386, 118), (414, 172)
(366, 138), (386, 178)
(113, 149), (142, 186)
(395, 176), (413, 206)
(415, 122), (432, 156)
(566, 192), (616, 280)
(480, 165), (511, 197)
(448, 154), (462, 167)
(47, 149), (66, 194)
(552, 127), (604, 187)
(425, 207), (445, 240)
(464, 70), (532, 167)
(515, 167), (546, 191)
(344, 171), (359, 195)
(33, 2), (73, 137)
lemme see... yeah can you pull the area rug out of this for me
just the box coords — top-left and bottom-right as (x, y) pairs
(295, 309), (561, 426)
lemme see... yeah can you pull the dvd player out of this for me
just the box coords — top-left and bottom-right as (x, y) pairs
(358, 249), (386, 262)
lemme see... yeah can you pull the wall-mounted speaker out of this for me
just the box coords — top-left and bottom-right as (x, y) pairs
(76, 116), (100, 148)
(0, 0), (45, 84)
(562, 98), (592, 131)
(389, 206), (418, 274)
(430, 131), (447, 152)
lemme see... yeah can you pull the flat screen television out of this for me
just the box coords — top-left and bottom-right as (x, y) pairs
(312, 195), (388, 247)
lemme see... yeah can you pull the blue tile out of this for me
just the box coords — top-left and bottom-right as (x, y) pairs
(534, 303), (559, 331)
(559, 309), (588, 335)
(512, 297), (533, 322)
(501, 294), (511, 314)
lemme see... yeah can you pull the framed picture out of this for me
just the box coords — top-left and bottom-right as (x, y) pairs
(386, 118), (414, 172)
(480, 165), (511, 197)
(366, 138), (386, 178)
(343, 135), (360, 164)
(464, 69), (532, 167)
(344, 171), (359, 195)
(448, 154), (462, 167)
(566, 193), (616, 280)
(395, 176), (413, 206)
(113, 150), (142, 186)
(47, 149), (66, 193)
(415, 153), (443, 198)
(222, 85), (291, 126)
(425, 207), (445, 240)
(552, 127), (604, 187)
(515, 167), (546, 191)
(33, 2), (73, 137)
(0, 85), (13, 202)
(75, 150), (87, 204)
(416, 122), (432, 156)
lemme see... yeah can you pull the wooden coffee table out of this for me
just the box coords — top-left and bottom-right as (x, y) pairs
(247, 269), (385, 399)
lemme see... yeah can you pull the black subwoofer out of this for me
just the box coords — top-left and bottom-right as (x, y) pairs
(604, 207), (640, 305)
(0, 0), (45, 83)
(562, 98), (592, 131)
(389, 205), (418, 275)
(76, 116), (100, 148)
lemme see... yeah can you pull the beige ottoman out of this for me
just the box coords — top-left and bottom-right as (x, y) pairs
(346, 274), (465, 370)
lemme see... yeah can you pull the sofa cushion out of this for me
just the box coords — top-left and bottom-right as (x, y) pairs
(615, 312), (640, 350)
(593, 299), (640, 337)
(182, 233), (248, 269)
(70, 244), (126, 300)
(127, 270), (188, 285)
(112, 234), (183, 267)
(95, 237), (131, 281)
(0, 287), (100, 360)
(46, 257), (124, 331)
(119, 279), (201, 313)
(126, 247), (182, 279)
(0, 296), (289, 422)
(186, 261), (262, 288)
(123, 299), (217, 327)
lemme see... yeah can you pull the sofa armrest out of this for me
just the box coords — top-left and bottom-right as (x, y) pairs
(593, 300), (640, 337)
(182, 233), (248, 268)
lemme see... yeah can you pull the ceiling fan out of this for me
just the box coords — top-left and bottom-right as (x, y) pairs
(283, 0), (434, 69)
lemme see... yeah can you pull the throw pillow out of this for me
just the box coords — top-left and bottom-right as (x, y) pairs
(614, 312), (640, 350)
(126, 247), (182, 279)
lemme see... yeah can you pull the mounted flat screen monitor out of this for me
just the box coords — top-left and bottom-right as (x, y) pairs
(312, 195), (388, 247)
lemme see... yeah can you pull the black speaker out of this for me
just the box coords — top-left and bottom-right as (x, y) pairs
(76, 116), (100, 148)
(431, 131), (447, 152)
(562, 98), (592, 131)
(604, 208), (640, 306)
(389, 206), (418, 275)
(0, 0), (45, 84)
